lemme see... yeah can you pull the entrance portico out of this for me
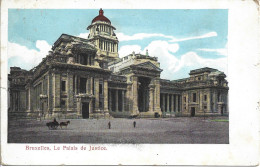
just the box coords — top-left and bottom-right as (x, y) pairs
(127, 61), (163, 117)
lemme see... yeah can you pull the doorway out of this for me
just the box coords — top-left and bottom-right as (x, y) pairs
(138, 77), (151, 112)
(82, 102), (89, 119)
(191, 107), (195, 117)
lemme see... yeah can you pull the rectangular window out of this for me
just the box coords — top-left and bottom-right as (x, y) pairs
(92, 78), (95, 95)
(79, 78), (87, 93)
(204, 106), (207, 109)
(192, 93), (196, 102)
(99, 83), (103, 95)
(61, 100), (66, 106)
(204, 95), (207, 101)
(184, 97), (186, 103)
(99, 102), (103, 109)
(62, 81), (66, 91)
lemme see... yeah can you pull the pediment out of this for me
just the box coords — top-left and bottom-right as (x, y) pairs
(131, 61), (162, 72)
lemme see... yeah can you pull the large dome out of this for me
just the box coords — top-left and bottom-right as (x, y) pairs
(91, 8), (111, 24)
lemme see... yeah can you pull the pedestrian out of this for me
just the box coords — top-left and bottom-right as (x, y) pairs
(108, 121), (111, 129)
(53, 118), (57, 123)
(133, 121), (136, 128)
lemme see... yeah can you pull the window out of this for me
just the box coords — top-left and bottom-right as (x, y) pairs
(62, 81), (66, 91)
(99, 102), (103, 109)
(192, 93), (196, 102)
(218, 92), (221, 102)
(198, 77), (201, 80)
(61, 100), (66, 106)
(79, 78), (87, 93)
(204, 106), (207, 109)
(99, 83), (103, 95)
(92, 78), (95, 95)
(184, 97), (186, 103)
(204, 95), (207, 101)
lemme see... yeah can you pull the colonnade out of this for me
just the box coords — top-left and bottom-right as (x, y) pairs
(108, 88), (126, 112)
(99, 39), (117, 53)
(160, 93), (181, 112)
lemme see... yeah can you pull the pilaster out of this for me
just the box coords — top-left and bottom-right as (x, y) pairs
(166, 94), (169, 112)
(122, 90), (125, 112)
(132, 76), (139, 114)
(175, 95), (179, 112)
(153, 79), (161, 114)
(94, 78), (100, 112)
(103, 79), (109, 113)
(148, 85), (154, 113)
(115, 89), (119, 112)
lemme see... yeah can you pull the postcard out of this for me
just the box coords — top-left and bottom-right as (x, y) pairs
(1, 0), (259, 166)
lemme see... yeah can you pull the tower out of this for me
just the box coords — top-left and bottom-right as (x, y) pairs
(87, 9), (119, 67)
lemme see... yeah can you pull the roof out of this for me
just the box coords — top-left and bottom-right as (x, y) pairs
(189, 67), (218, 75)
(92, 8), (111, 24)
(52, 34), (95, 50)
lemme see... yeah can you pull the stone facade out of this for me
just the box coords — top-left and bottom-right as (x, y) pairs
(8, 9), (229, 119)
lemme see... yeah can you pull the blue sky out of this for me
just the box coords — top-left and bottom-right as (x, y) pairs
(8, 9), (228, 79)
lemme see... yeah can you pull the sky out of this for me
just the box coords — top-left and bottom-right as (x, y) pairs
(8, 9), (228, 80)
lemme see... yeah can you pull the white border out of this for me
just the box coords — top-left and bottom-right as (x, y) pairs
(1, 0), (259, 165)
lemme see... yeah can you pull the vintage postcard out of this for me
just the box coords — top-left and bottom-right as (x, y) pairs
(1, 0), (259, 166)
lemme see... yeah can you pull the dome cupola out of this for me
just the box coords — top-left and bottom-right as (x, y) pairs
(91, 8), (111, 24)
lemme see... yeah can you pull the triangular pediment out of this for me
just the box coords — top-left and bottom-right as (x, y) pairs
(131, 61), (162, 72)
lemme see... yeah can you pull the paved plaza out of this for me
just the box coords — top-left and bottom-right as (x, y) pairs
(8, 117), (229, 144)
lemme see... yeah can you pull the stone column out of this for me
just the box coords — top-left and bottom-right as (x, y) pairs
(94, 78), (100, 112)
(162, 94), (165, 112)
(115, 89), (119, 112)
(90, 77), (93, 95)
(126, 83), (132, 112)
(76, 98), (81, 116)
(87, 77), (91, 94)
(207, 91), (211, 112)
(148, 85), (154, 112)
(200, 91), (203, 112)
(122, 90), (125, 112)
(153, 79), (161, 114)
(166, 94), (169, 112)
(89, 99), (93, 114)
(74, 75), (77, 94)
(53, 73), (61, 112)
(179, 95), (182, 113)
(171, 94), (174, 112)
(212, 90), (216, 112)
(67, 73), (74, 111)
(175, 94), (179, 112)
(47, 73), (51, 112)
(132, 76), (139, 114)
(109, 89), (112, 111)
(103, 79), (108, 113)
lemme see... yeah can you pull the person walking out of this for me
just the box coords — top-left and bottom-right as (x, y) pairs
(108, 121), (111, 129)
(133, 121), (136, 128)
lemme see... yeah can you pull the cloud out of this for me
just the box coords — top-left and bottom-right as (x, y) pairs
(117, 31), (218, 43)
(118, 45), (142, 58)
(8, 40), (51, 70)
(169, 32), (217, 42)
(142, 40), (179, 72)
(117, 32), (173, 42)
(77, 33), (89, 39)
(118, 39), (226, 79)
(175, 52), (227, 74)
(196, 43), (228, 56)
